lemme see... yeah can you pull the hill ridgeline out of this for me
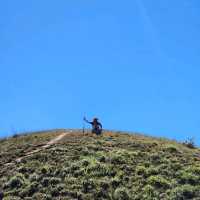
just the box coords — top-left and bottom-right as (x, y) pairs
(1, 129), (200, 200)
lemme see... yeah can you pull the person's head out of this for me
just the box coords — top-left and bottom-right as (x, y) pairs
(93, 118), (98, 122)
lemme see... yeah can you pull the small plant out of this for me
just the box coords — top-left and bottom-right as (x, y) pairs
(142, 184), (156, 198)
(70, 162), (80, 172)
(186, 165), (200, 175)
(81, 159), (90, 167)
(150, 153), (161, 164)
(170, 185), (200, 199)
(110, 177), (121, 189)
(113, 187), (130, 200)
(148, 175), (170, 189)
(109, 154), (125, 165)
(135, 165), (147, 176)
(41, 177), (50, 187)
(165, 145), (179, 153)
(40, 165), (50, 175)
(28, 182), (39, 196)
(29, 173), (39, 182)
(178, 170), (199, 185)
(51, 187), (60, 197)
(8, 174), (25, 189)
(20, 182), (39, 197)
(146, 166), (159, 177)
(100, 180), (110, 191)
(50, 177), (61, 185)
(183, 138), (196, 149)
(82, 179), (95, 193)
(87, 162), (116, 177)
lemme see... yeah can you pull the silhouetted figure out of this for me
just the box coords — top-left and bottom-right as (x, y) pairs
(84, 117), (103, 135)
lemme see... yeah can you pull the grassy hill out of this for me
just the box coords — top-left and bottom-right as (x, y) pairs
(1, 129), (200, 200)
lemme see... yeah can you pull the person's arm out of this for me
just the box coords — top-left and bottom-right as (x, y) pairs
(84, 117), (92, 124)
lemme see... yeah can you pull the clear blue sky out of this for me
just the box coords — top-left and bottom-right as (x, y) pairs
(1, 1), (200, 144)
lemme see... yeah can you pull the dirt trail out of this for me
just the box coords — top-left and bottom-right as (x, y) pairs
(4, 132), (69, 166)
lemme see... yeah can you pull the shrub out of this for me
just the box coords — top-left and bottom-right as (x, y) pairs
(8, 174), (25, 189)
(187, 165), (200, 175)
(135, 166), (147, 176)
(50, 177), (61, 185)
(82, 179), (95, 193)
(70, 163), (80, 172)
(81, 159), (90, 167)
(148, 175), (170, 189)
(183, 138), (196, 149)
(178, 171), (199, 185)
(113, 187), (130, 200)
(170, 185), (200, 199)
(98, 155), (106, 163)
(29, 173), (39, 182)
(142, 185), (156, 197)
(32, 193), (45, 199)
(110, 177), (121, 189)
(56, 184), (65, 191)
(82, 148), (90, 156)
(150, 153), (162, 164)
(165, 145), (179, 153)
(88, 163), (116, 177)
(110, 154), (126, 165)
(28, 182), (39, 196)
(99, 180), (110, 191)
(40, 165), (50, 174)
(51, 187), (60, 197)
(95, 187), (110, 199)
(146, 166), (159, 176)
(41, 177), (50, 187)
(18, 166), (28, 174)
(20, 182), (38, 197)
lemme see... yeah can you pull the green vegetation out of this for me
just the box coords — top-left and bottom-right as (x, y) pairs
(0, 129), (65, 165)
(1, 130), (200, 199)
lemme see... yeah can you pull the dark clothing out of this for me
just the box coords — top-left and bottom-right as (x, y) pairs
(92, 128), (102, 135)
(84, 118), (103, 135)
(89, 121), (102, 135)
(89, 121), (102, 130)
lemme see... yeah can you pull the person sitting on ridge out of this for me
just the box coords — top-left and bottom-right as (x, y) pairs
(84, 117), (103, 135)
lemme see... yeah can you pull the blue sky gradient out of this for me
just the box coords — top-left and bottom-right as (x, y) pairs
(1, 0), (200, 144)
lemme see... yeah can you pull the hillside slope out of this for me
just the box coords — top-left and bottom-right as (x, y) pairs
(1, 130), (200, 200)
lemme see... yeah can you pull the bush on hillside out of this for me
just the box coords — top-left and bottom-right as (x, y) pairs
(183, 138), (196, 149)
(113, 187), (130, 200)
(8, 174), (25, 189)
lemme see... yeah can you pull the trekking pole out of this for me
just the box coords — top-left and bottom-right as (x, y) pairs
(83, 115), (86, 135)
(82, 119), (85, 135)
